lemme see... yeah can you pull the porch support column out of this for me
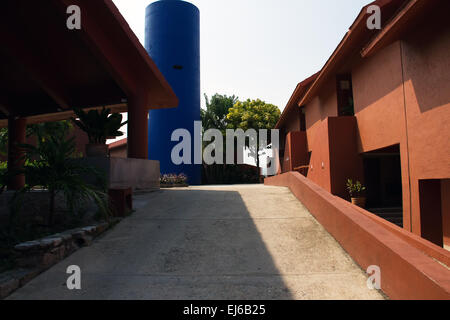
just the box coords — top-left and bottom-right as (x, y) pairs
(127, 94), (148, 159)
(7, 117), (26, 190)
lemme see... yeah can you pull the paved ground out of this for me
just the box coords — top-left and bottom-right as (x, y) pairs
(8, 185), (384, 300)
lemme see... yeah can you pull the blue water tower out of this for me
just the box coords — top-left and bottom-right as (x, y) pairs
(145, 0), (201, 185)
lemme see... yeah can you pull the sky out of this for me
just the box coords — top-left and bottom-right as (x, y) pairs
(112, 0), (372, 111)
(109, 0), (372, 143)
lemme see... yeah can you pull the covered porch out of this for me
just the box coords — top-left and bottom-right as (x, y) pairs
(0, 0), (178, 191)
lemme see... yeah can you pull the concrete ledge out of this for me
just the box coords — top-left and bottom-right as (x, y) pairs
(81, 157), (160, 191)
(265, 172), (450, 300)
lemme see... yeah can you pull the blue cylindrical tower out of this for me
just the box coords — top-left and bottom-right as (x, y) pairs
(145, 0), (201, 185)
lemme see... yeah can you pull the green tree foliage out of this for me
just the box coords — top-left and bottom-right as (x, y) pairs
(201, 94), (239, 133)
(226, 99), (280, 169)
(226, 99), (280, 132)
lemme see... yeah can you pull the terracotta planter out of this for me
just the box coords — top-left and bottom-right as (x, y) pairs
(85, 144), (109, 157)
(351, 197), (366, 208)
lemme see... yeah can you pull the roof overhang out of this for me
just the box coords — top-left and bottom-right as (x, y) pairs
(0, 104), (127, 128)
(275, 73), (318, 129)
(296, 0), (408, 108)
(0, 0), (178, 127)
(361, 0), (443, 58)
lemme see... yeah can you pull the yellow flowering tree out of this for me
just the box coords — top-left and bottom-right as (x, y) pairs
(226, 99), (280, 170)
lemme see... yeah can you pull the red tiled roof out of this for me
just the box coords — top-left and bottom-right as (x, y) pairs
(108, 138), (127, 149)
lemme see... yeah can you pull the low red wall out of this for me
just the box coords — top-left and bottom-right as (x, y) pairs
(348, 198), (450, 267)
(265, 172), (450, 300)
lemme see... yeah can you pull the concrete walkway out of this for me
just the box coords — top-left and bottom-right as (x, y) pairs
(8, 185), (384, 300)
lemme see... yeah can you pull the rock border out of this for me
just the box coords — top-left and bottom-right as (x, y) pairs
(0, 218), (120, 299)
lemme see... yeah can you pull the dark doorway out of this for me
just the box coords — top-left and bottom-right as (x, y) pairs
(419, 180), (443, 247)
(363, 145), (403, 227)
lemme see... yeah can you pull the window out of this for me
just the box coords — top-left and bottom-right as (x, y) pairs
(299, 107), (306, 131)
(336, 74), (354, 116)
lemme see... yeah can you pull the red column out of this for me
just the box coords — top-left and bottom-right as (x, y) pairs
(7, 117), (26, 190)
(127, 94), (148, 159)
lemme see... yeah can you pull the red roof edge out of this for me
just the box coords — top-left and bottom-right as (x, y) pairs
(108, 138), (128, 149)
(296, 0), (408, 108)
(275, 72), (319, 129)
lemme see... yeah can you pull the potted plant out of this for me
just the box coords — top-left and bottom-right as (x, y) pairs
(71, 107), (127, 157)
(346, 179), (366, 208)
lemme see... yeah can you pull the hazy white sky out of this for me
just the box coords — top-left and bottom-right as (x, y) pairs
(111, 0), (371, 112)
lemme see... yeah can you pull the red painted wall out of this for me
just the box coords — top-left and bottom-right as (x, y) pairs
(352, 41), (412, 230)
(305, 118), (332, 192)
(401, 19), (450, 238)
(328, 116), (364, 199)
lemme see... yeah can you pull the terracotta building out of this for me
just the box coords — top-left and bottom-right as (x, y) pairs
(273, 0), (449, 249)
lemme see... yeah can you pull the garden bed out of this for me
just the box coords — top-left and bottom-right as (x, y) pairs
(160, 173), (189, 189)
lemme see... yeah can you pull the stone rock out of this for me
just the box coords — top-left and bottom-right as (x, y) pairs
(52, 245), (65, 258)
(16, 253), (42, 268)
(14, 268), (41, 287)
(96, 222), (109, 234)
(71, 229), (86, 238)
(14, 241), (40, 252)
(41, 252), (58, 268)
(81, 226), (97, 235)
(39, 238), (56, 249)
(58, 233), (73, 242)
(77, 235), (93, 247)
(0, 277), (19, 299)
(42, 237), (63, 247)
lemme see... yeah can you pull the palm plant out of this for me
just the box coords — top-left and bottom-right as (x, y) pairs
(71, 107), (127, 144)
(21, 135), (110, 226)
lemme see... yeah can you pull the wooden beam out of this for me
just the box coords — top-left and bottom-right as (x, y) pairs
(53, 0), (178, 110)
(0, 103), (127, 128)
